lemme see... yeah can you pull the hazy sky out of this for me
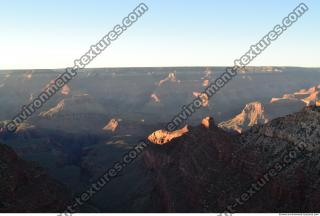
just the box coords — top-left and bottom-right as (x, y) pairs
(0, 0), (319, 69)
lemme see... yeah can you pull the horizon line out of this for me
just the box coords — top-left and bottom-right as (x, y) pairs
(1, 65), (320, 71)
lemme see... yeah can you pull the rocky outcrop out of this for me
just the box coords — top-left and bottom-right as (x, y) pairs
(202, 80), (209, 87)
(40, 95), (106, 119)
(201, 117), (214, 129)
(147, 125), (189, 145)
(102, 118), (119, 132)
(158, 72), (178, 86)
(192, 92), (209, 107)
(40, 99), (65, 118)
(61, 84), (71, 95)
(43, 79), (71, 96)
(36, 94), (108, 133)
(219, 102), (268, 133)
(201, 69), (212, 87)
(143, 118), (247, 212)
(270, 85), (319, 106)
(150, 93), (160, 103)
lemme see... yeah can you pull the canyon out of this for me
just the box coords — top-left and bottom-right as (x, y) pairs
(0, 67), (319, 212)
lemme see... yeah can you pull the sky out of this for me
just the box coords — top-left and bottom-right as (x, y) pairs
(0, 0), (319, 69)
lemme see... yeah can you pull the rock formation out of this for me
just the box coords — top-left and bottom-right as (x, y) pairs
(219, 102), (268, 133)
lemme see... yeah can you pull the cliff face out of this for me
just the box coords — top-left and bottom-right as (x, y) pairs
(141, 106), (320, 212)
(219, 84), (320, 134)
(233, 105), (320, 212)
(271, 85), (319, 106)
(219, 102), (269, 133)
(0, 143), (70, 212)
(143, 118), (250, 212)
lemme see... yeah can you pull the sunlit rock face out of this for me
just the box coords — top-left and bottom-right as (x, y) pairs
(103, 118), (119, 132)
(219, 101), (268, 133)
(39, 94), (105, 119)
(40, 100), (65, 118)
(148, 117), (216, 145)
(43, 79), (71, 96)
(61, 84), (71, 95)
(201, 116), (215, 129)
(193, 92), (209, 107)
(147, 125), (189, 145)
(150, 93), (160, 103)
(158, 72), (177, 86)
(202, 79), (209, 87)
(270, 85), (319, 106)
(201, 68), (212, 87)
